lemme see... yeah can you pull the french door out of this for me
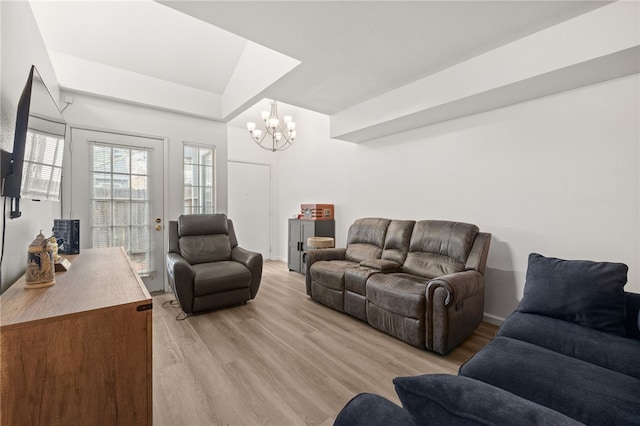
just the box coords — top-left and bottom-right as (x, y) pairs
(64, 128), (165, 292)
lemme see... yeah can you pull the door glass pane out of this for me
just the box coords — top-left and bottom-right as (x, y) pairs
(131, 150), (147, 175)
(92, 145), (111, 172)
(131, 202), (148, 225)
(113, 201), (130, 226)
(90, 143), (151, 275)
(92, 200), (111, 226)
(92, 227), (112, 248)
(132, 176), (147, 200)
(113, 148), (130, 173)
(112, 174), (130, 199)
(92, 173), (111, 199)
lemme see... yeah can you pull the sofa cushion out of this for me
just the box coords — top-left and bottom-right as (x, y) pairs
(394, 374), (584, 426)
(178, 213), (228, 236)
(179, 234), (232, 264)
(310, 260), (358, 290)
(345, 218), (390, 262)
(403, 221), (478, 279)
(192, 261), (250, 295)
(345, 266), (379, 295)
(334, 393), (417, 426)
(460, 336), (640, 425)
(498, 311), (640, 379)
(519, 253), (628, 336)
(366, 274), (427, 318)
(381, 220), (415, 264)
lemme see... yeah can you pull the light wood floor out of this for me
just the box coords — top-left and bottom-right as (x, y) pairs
(153, 260), (497, 426)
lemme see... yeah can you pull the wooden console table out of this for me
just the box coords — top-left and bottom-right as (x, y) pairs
(0, 247), (152, 425)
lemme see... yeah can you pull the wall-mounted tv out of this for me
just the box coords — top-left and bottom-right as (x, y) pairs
(1, 65), (66, 218)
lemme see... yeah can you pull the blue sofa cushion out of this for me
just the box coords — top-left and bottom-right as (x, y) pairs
(394, 374), (584, 426)
(460, 337), (640, 425)
(519, 253), (628, 335)
(498, 311), (640, 379)
(334, 393), (417, 426)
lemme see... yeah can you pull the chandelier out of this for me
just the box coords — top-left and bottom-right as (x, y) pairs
(246, 100), (296, 152)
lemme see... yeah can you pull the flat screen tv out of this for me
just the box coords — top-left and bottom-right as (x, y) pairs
(1, 65), (66, 218)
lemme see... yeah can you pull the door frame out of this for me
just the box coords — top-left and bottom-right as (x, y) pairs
(227, 160), (272, 260)
(63, 123), (169, 292)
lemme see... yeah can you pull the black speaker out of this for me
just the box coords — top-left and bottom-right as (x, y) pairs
(53, 219), (80, 254)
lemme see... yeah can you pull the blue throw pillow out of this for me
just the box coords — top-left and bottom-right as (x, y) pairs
(394, 374), (583, 426)
(519, 253), (627, 336)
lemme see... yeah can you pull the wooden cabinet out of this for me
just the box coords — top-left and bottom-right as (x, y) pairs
(0, 247), (152, 426)
(288, 219), (335, 273)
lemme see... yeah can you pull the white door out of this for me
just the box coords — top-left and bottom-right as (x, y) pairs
(228, 161), (271, 259)
(64, 128), (165, 292)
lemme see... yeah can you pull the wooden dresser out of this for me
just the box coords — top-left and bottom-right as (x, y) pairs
(0, 247), (152, 425)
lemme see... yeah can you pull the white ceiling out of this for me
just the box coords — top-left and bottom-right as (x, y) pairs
(31, 0), (247, 93)
(29, 0), (610, 122)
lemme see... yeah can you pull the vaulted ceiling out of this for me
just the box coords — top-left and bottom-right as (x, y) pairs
(30, 1), (628, 138)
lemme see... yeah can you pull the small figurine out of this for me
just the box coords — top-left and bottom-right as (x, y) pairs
(49, 235), (61, 262)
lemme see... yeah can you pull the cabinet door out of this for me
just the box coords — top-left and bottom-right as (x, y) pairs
(1, 305), (151, 425)
(288, 220), (302, 271)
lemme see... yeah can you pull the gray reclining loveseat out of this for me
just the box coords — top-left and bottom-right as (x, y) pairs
(304, 218), (491, 354)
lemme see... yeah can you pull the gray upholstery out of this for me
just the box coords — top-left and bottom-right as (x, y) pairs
(403, 221), (478, 278)
(305, 217), (490, 354)
(305, 218), (392, 312)
(381, 220), (415, 264)
(166, 214), (263, 315)
(344, 266), (379, 321)
(345, 218), (392, 262)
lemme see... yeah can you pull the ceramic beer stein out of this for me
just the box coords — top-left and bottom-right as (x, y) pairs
(25, 230), (55, 288)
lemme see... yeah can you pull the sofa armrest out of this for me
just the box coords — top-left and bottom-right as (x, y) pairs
(426, 270), (484, 307)
(232, 246), (263, 298)
(394, 374), (584, 426)
(166, 252), (195, 314)
(426, 270), (485, 354)
(303, 247), (347, 295)
(360, 259), (402, 272)
(304, 247), (347, 264)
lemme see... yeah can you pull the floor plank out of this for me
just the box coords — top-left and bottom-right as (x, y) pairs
(153, 260), (497, 425)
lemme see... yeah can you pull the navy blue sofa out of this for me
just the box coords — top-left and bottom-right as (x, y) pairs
(334, 253), (640, 425)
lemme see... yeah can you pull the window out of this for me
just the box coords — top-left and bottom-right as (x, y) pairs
(90, 143), (151, 275)
(21, 130), (64, 201)
(183, 143), (215, 214)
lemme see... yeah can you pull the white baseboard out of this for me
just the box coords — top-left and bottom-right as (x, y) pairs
(483, 313), (505, 326)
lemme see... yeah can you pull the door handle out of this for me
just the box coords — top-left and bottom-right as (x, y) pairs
(155, 224), (163, 231)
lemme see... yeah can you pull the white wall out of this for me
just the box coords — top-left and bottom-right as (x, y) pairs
(0, 2), (62, 292)
(232, 75), (639, 323)
(61, 92), (228, 231)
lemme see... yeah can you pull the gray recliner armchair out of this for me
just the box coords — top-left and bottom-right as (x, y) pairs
(166, 214), (263, 315)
